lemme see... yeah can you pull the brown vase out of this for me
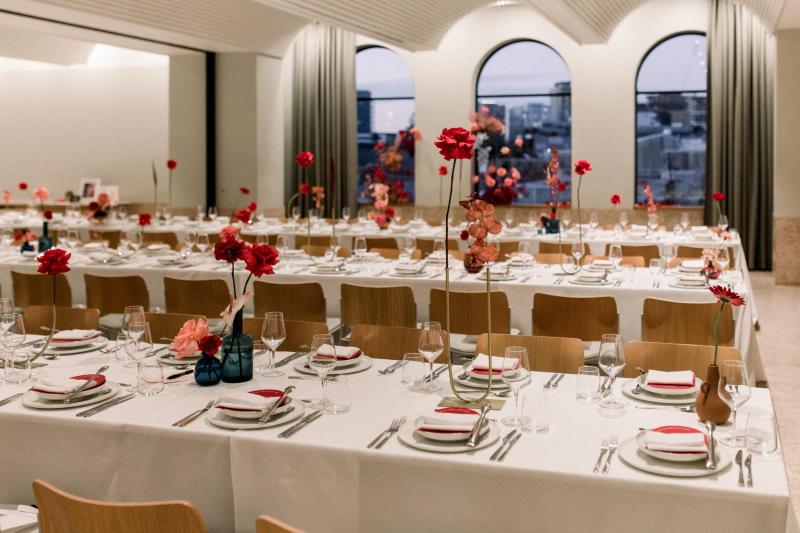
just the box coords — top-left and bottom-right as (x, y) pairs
(463, 253), (483, 274)
(695, 364), (731, 424)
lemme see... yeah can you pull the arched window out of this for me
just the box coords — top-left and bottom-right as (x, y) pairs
(636, 33), (707, 206)
(475, 40), (571, 205)
(356, 46), (415, 204)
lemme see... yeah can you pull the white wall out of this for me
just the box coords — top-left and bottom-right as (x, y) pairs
(0, 59), (169, 203)
(169, 53), (206, 209)
(358, 0), (707, 208)
(774, 29), (800, 218)
(257, 54), (286, 212)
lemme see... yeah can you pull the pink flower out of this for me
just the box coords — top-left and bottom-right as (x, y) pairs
(510, 168), (521, 180)
(220, 224), (240, 240)
(374, 200), (388, 210)
(496, 167), (507, 178)
(500, 146), (510, 156)
(170, 318), (209, 359)
(485, 177), (496, 188)
(514, 137), (524, 148)
(471, 175), (480, 184)
(33, 187), (49, 201)
(503, 178), (515, 188)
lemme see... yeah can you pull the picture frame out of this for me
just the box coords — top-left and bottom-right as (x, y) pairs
(79, 178), (102, 200)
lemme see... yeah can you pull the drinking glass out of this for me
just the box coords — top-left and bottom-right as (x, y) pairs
(341, 206), (351, 224)
(746, 412), (778, 455)
(196, 234), (210, 255)
(122, 306), (146, 339)
(0, 298), (14, 316)
(589, 211), (599, 231)
(259, 312), (286, 377)
(127, 229), (142, 253)
(598, 334), (625, 409)
(660, 244), (675, 272)
(137, 358), (164, 397)
(417, 321), (444, 393)
(562, 255), (576, 271)
(647, 214), (659, 234)
(0, 229), (12, 249)
(2, 314), (29, 384)
(401, 353), (426, 387)
(66, 229), (80, 250)
(309, 209), (320, 225)
(608, 244), (623, 269)
(196, 205), (205, 221)
(718, 214), (729, 232)
(649, 258), (662, 275)
(275, 235), (287, 255)
(126, 322), (154, 394)
(308, 334), (337, 410)
(570, 242), (584, 264)
(521, 391), (549, 433)
(718, 360), (751, 447)
(403, 236), (416, 258)
(394, 209), (404, 225)
(576, 365), (601, 404)
(354, 237), (367, 258)
(680, 212), (691, 231)
(619, 211), (629, 230)
(184, 231), (198, 255)
(208, 206), (218, 221)
(561, 211), (572, 229)
(291, 206), (301, 226)
(717, 246), (731, 275)
(505, 210), (514, 229)
(330, 234), (342, 257)
(433, 239), (446, 258)
(115, 333), (134, 367)
(326, 376), (351, 414)
(500, 346), (532, 428)
(358, 208), (369, 225)
(256, 234), (269, 246)
(414, 209), (424, 223)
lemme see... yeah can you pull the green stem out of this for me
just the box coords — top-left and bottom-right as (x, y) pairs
(712, 302), (725, 366)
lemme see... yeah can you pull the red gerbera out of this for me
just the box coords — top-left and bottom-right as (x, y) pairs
(88, 201), (100, 212)
(198, 335), (222, 356)
(712, 192), (725, 202)
(299, 183), (309, 195)
(214, 237), (246, 263)
(557, 182), (567, 192)
(434, 127), (476, 161)
(384, 207), (396, 218)
(460, 229), (469, 241)
(139, 213), (152, 226)
(574, 160), (592, 176)
(243, 243), (279, 278)
(235, 209), (251, 224)
(240, 187), (251, 195)
(247, 201), (257, 212)
(611, 193), (621, 205)
(37, 248), (71, 275)
(438, 165), (448, 176)
(18, 181), (27, 191)
(166, 160), (177, 170)
(709, 285), (746, 307)
(295, 151), (315, 168)
(43, 210), (53, 221)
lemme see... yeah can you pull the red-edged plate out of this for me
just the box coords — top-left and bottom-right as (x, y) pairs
(641, 375), (701, 397)
(636, 425), (708, 463)
(31, 374), (108, 401)
(216, 389), (291, 419)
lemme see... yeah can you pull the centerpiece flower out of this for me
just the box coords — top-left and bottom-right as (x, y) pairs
(29, 248), (71, 362)
(540, 148), (567, 233)
(166, 159), (177, 207)
(555, 159), (592, 272)
(194, 333), (224, 386)
(712, 191), (726, 228)
(138, 213), (152, 227)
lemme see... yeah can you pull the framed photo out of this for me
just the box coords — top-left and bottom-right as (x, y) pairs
(79, 178), (101, 200)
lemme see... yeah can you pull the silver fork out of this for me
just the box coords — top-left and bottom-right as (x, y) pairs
(602, 436), (619, 474)
(593, 438), (609, 473)
(172, 400), (215, 427)
(368, 417), (404, 448)
(378, 361), (404, 375)
(375, 417), (406, 449)
(543, 373), (558, 390)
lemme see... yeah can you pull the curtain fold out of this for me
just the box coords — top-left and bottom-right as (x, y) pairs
(707, 0), (774, 270)
(290, 23), (357, 219)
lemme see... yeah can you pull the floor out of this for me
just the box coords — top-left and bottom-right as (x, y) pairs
(751, 272), (800, 525)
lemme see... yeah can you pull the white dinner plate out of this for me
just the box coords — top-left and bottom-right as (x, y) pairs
(216, 396), (294, 420)
(454, 374), (510, 391)
(388, 270), (428, 278)
(668, 282), (708, 290)
(48, 333), (104, 349)
(311, 267), (348, 275)
(635, 429), (708, 463)
(640, 376), (701, 397)
(477, 273), (516, 282)
(397, 418), (500, 453)
(292, 355), (373, 376)
(22, 382), (120, 410)
(158, 352), (201, 366)
(568, 278), (612, 286)
(465, 368), (523, 382)
(207, 404), (305, 429)
(618, 437), (730, 477)
(622, 381), (696, 405)
(38, 340), (108, 356)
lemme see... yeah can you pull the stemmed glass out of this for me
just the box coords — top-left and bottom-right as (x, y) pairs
(717, 246), (731, 280)
(259, 312), (285, 377)
(500, 346), (532, 428)
(561, 211), (572, 229)
(0, 298), (15, 316)
(660, 244), (675, 273)
(308, 334), (337, 411)
(394, 209), (404, 225)
(571, 242), (584, 267)
(2, 314), (29, 384)
(184, 231), (197, 258)
(196, 234), (210, 256)
(341, 206), (351, 225)
(256, 234), (269, 246)
(275, 235), (287, 255)
(718, 360), (750, 447)
(127, 230), (142, 255)
(619, 211), (629, 231)
(598, 334), (626, 409)
(417, 321), (444, 393)
(354, 237), (367, 259)
(330, 234), (342, 257)
(589, 212), (599, 232)
(126, 322), (154, 395)
(433, 239), (446, 258)
(680, 212), (691, 232)
(208, 206), (218, 222)
(162, 207), (173, 225)
(403, 236), (416, 259)
(122, 306), (146, 341)
(647, 214), (659, 235)
(505, 210), (514, 229)
(290, 206), (301, 228)
(66, 229), (80, 250)
(358, 208), (369, 226)
(718, 214), (729, 232)
(608, 244), (623, 269)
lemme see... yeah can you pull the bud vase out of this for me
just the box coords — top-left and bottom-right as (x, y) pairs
(695, 364), (731, 424)
(38, 222), (52, 253)
(221, 309), (253, 383)
(194, 353), (223, 386)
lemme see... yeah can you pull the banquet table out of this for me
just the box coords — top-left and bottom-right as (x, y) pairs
(0, 346), (791, 533)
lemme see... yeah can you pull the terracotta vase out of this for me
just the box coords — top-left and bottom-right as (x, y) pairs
(695, 364), (730, 424)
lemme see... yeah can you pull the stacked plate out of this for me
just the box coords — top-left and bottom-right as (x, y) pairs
(622, 372), (701, 405)
(158, 351), (201, 366)
(312, 262), (346, 274)
(292, 347), (373, 376)
(23, 374), (120, 409)
(39, 330), (107, 356)
(477, 267), (515, 282)
(618, 425), (731, 477)
(398, 408), (500, 453)
(669, 273), (707, 289)
(390, 264), (427, 277)
(207, 389), (305, 429)
(568, 270), (610, 286)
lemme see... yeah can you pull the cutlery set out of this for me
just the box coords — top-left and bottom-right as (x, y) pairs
(0, 392), (23, 407)
(378, 360), (406, 375)
(543, 373), (565, 390)
(278, 410), (323, 438)
(593, 436), (619, 474)
(490, 429), (521, 461)
(76, 393), (135, 418)
(422, 365), (448, 383)
(275, 351), (307, 367)
(735, 449), (754, 488)
(552, 277), (564, 285)
(172, 400), (220, 427)
(367, 417), (406, 449)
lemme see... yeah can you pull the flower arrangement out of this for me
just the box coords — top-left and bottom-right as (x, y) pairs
(138, 213), (152, 227)
(166, 159), (177, 207)
(539, 147), (568, 231)
(199, 335), (222, 357)
(368, 183), (396, 230)
(642, 185), (657, 214)
(361, 134), (413, 205)
(712, 191), (725, 227)
(460, 197), (502, 268)
(708, 285), (745, 366)
(475, 155), (523, 206)
(88, 192), (112, 222)
(701, 248), (721, 280)
(611, 194), (621, 206)
(555, 159), (592, 272)
(29, 248), (71, 362)
(220, 224), (240, 240)
(171, 318), (210, 359)
(469, 106), (505, 136)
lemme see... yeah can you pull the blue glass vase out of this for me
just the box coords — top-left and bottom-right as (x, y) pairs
(546, 214), (560, 234)
(194, 354), (223, 386)
(38, 222), (52, 252)
(221, 310), (253, 383)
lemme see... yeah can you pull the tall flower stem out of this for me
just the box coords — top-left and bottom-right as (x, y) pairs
(712, 301), (725, 366)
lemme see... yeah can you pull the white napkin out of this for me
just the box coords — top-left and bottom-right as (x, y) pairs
(419, 408), (479, 432)
(678, 274), (706, 285)
(33, 375), (102, 394)
(216, 391), (282, 412)
(591, 259), (614, 269)
(691, 225), (708, 232)
(53, 329), (100, 342)
(0, 506), (38, 533)
(642, 431), (707, 453)
(510, 253), (533, 265)
(147, 243), (170, 251)
(316, 344), (361, 360)
(645, 370), (695, 386)
(88, 252), (114, 262)
(680, 259), (705, 270)
(576, 270), (605, 281)
(630, 224), (647, 231)
(469, 354), (520, 372)
(394, 263), (425, 274)
(281, 249), (305, 257)
(82, 242), (103, 250)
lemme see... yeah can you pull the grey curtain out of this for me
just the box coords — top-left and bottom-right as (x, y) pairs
(290, 23), (357, 218)
(707, 0), (774, 270)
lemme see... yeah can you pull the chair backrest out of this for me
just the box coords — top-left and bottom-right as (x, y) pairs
(532, 252), (566, 265)
(497, 241), (520, 257)
(668, 256), (697, 268)
(23, 305), (100, 332)
(243, 318), (328, 351)
(533, 293), (618, 341)
(142, 231), (180, 250)
(365, 237), (398, 250)
(164, 277), (230, 317)
(12, 271), (71, 307)
(475, 333), (584, 374)
(370, 248), (422, 260)
(256, 515), (304, 533)
(253, 282), (326, 322)
(642, 298), (733, 346)
(416, 238), (459, 257)
(538, 241), (590, 256)
(341, 284), (416, 327)
(301, 245), (350, 258)
(85, 274), (149, 315)
(349, 324), (449, 361)
(429, 289), (510, 335)
(145, 312), (207, 343)
(610, 244), (661, 264)
(587, 255), (645, 268)
(677, 245), (736, 268)
(33, 479), (207, 533)
(88, 230), (122, 249)
(621, 341), (742, 378)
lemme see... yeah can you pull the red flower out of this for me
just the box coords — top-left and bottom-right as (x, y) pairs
(166, 160), (177, 170)
(43, 210), (53, 221)
(138, 213), (152, 226)
(438, 165), (448, 176)
(235, 209), (251, 224)
(709, 285), (745, 307)
(374, 167), (386, 182)
(247, 201), (257, 212)
(434, 127), (476, 161)
(385, 207), (396, 218)
(611, 194), (621, 205)
(460, 229), (469, 241)
(557, 182), (567, 192)
(239, 187), (250, 195)
(88, 201), (100, 211)
(18, 181), (28, 191)
(574, 160), (592, 176)
(712, 192), (725, 202)
(214, 237), (246, 263)
(374, 141), (385, 151)
(37, 248), (71, 275)
(299, 183), (309, 195)
(243, 243), (279, 278)
(198, 335), (222, 357)
(398, 191), (409, 200)
(295, 151), (315, 168)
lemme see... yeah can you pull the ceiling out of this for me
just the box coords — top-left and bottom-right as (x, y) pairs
(0, 0), (795, 57)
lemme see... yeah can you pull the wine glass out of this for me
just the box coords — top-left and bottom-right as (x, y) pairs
(571, 242), (584, 265)
(66, 229), (80, 250)
(598, 334), (625, 409)
(647, 214), (659, 234)
(433, 239), (446, 259)
(290, 206), (301, 227)
(330, 233), (342, 257)
(403, 236), (416, 258)
(196, 234), (210, 255)
(162, 207), (173, 224)
(308, 333), (337, 410)
(500, 346), (531, 428)
(394, 209), (404, 225)
(354, 237), (367, 258)
(680, 212), (691, 232)
(718, 360), (751, 447)
(717, 246), (731, 277)
(358, 208), (368, 226)
(122, 306), (146, 340)
(2, 314), (29, 384)
(127, 229), (142, 254)
(414, 209), (424, 223)
(184, 231), (198, 257)
(256, 234), (269, 246)
(718, 214), (729, 232)
(126, 322), (154, 395)
(417, 321), (444, 393)
(660, 244), (675, 272)
(341, 206), (351, 225)
(309, 209), (320, 225)
(259, 312), (285, 377)
(608, 244), (623, 269)
(561, 211), (572, 229)
(0, 298), (15, 317)
(619, 211), (629, 230)
(208, 206), (218, 222)
(275, 235), (287, 255)
(505, 210), (514, 229)
(589, 212), (599, 232)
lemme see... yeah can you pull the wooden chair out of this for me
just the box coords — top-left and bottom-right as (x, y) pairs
(533, 293), (618, 341)
(253, 282), (326, 322)
(370, 248), (422, 260)
(669, 256), (698, 268)
(538, 241), (590, 256)
(301, 245), (350, 258)
(341, 284), (416, 328)
(12, 271), (71, 307)
(142, 231), (180, 251)
(607, 244), (661, 264)
(586, 255), (646, 268)
(256, 515), (304, 533)
(429, 289), (510, 335)
(366, 237), (398, 250)
(416, 238), (459, 257)
(23, 305), (100, 332)
(244, 318), (328, 351)
(677, 245), (736, 268)
(88, 230), (122, 249)
(475, 333), (584, 374)
(33, 479), (207, 533)
(85, 274), (149, 316)
(532, 253), (567, 265)
(621, 341), (742, 378)
(350, 324), (449, 361)
(642, 298), (734, 346)
(164, 277), (229, 317)
(145, 312), (207, 342)
(497, 241), (520, 257)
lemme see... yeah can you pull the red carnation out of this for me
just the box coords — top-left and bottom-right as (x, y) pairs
(709, 285), (745, 307)
(138, 213), (152, 226)
(295, 151), (315, 168)
(385, 207), (396, 218)
(198, 335), (222, 357)
(460, 230), (469, 241)
(557, 182), (567, 192)
(43, 210), (53, 220)
(88, 201), (100, 211)
(235, 209), (251, 224)
(434, 127), (476, 161)
(166, 160), (177, 170)
(712, 192), (725, 202)
(574, 160), (592, 176)
(214, 237), (246, 263)
(247, 201), (257, 212)
(18, 181), (27, 191)
(243, 243), (279, 278)
(239, 187), (250, 195)
(438, 165), (448, 176)
(299, 183), (309, 195)
(611, 194), (621, 205)
(37, 248), (71, 275)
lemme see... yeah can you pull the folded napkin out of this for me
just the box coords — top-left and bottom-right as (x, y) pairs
(82, 242), (103, 250)
(630, 224), (647, 231)
(281, 249), (305, 257)
(52, 329), (101, 342)
(645, 370), (695, 388)
(146, 244), (170, 251)
(691, 225), (708, 232)
(88, 252), (114, 262)
(641, 427), (707, 454)
(395, 263), (425, 274)
(510, 253), (534, 265)
(31, 374), (106, 394)
(678, 274), (706, 285)
(316, 344), (362, 361)
(419, 407), (480, 433)
(591, 259), (614, 269)
(315, 261), (344, 272)
(680, 259), (705, 270)
(216, 389), (284, 412)
(468, 354), (520, 375)
(576, 270), (605, 282)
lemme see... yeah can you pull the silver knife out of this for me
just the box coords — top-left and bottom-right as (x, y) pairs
(278, 410), (323, 438)
(497, 432), (522, 461)
(543, 373), (558, 389)
(466, 404), (490, 447)
(552, 373), (566, 389)
(65, 365), (109, 403)
(76, 393), (134, 417)
(490, 429), (518, 461)
(0, 392), (23, 407)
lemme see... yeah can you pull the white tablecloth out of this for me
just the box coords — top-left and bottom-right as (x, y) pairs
(0, 349), (790, 533)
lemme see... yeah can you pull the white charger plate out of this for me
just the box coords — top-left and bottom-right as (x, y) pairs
(215, 396), (293, 420)
(618, 437), (730, 477)
(158, 352), (201, 366)
(48, 333), (104, 349)
(416, 420), (489, 442)
(635, 429), (708, 463)
(622, 381), (696, 405)
(311, 268), (348, 275)
(389, 270), (428, 278)
(207, 404), (304, 429)
(22, 382), (120, 409)
(477, 273), (516, 282)
(668, 282), (707, 290)
(293, 355), (373, 376)
(466, 368), (524, 382)
(397, 418), (500, 453)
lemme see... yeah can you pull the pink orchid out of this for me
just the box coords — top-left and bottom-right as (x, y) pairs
(170, 318), (209, 359)
(503, 178), (515, 188)
(511, 168), (521, 180)
(374, 200), (388, 210)
(32, 187), (49, 202)
(485, 176), (497, 188)
(220, 225), (240, 240)
(471, 175), (480, 184)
